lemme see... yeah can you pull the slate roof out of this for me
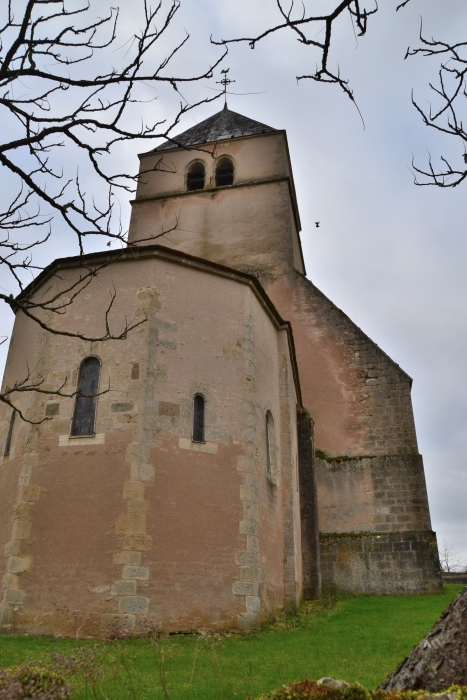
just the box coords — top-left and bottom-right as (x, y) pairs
(152, 104), (277, 152)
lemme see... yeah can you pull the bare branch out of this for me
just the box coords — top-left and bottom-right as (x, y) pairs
(406, 24), (467, 187)
(0, 0), (227, 415)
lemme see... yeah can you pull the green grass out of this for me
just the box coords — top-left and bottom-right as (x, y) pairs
(0, 585), (463, 699)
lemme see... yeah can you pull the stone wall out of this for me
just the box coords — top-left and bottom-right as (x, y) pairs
(320, 530), (443, 595)
(315, 454), (432, 534)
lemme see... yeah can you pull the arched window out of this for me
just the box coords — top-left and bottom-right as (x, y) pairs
(186, 161), (205, 191)
(192, 394), (205, 442)
(266, 411), (275, 479)
(70, 356), (101, 436)
(215, 157), (234, 187)
(3, 409), (16, 456)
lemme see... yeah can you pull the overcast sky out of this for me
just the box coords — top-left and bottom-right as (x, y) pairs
(1, 0), (466, 565)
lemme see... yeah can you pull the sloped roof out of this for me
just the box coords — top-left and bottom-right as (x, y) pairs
(153, 104), (277, 152)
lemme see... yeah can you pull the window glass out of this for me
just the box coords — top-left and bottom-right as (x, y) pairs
(70, 357), (100, 436)
(193, 394), (205, 442)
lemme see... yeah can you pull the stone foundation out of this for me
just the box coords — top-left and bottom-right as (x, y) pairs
(320, 530), (443, 595)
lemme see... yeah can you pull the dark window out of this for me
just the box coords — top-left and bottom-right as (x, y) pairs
(4, 409), (16, 456)
(70, 356), (101, 437)
(187, 162), (205, 191)
(266, 411), (275, 478)
(193, 394), (205, 442)
(215, 157), (234, 187)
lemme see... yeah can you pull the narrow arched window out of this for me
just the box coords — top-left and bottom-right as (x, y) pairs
(215, 157), (234, 187)
(70, 356), (101, 437)
(186, 161), (205, 191)
(193, 394), (205, 442)
(3, 409), (16, 456)
(266, 411), (275, 478)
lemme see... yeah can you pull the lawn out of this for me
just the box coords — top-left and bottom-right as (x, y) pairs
(0, 585), (463, 699)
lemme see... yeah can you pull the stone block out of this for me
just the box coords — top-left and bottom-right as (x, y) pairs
(192, 441), (218, 454)
(113, 551), (142, 566)
(115, 513), (146, 535)
(22, 484), (41, 502)
(45, 403), (60, 416)
(0, 604), (12, 626)
(237, 456), (255, 473)
(245, 473), (258, 487)
(12, 503), (29, 521)
(240, 485), (257, 501)
(237, 612), (259, 630)
(235, 550), (257, 567)
(111, 580), (137, 596)
(232, 581), (259, 596)
(123, 481), (145, 501)
(122, 534), (152, 551)
(122, 565), (149, 580)
(127, 500), (151, 514)
(4, 541), (21, 557)
(247, 536), (259, 552)
(11, 520), (32, 541)
(246, 596), (261, 614)
(240, 566), (261, 583)
(138, 463), (155, 482)
(243, 502), (259, 521)
(118, 596), (149, 614)
(239, 519), (257, 535)
(7, 556), (31, 574)
(2, 573), (18, 589)
(3, 588), (25, 605)
(111, 402), (135, 412)
(158, 402), (180, 417)
(100, 613), (135, 633)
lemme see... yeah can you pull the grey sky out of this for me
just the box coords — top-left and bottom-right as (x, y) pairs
(1, 0), (466, 564)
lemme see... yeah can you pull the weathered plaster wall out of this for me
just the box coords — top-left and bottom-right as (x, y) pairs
(0, 253), (301, 634)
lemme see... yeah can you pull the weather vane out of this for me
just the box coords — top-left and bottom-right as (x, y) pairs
(217, 69), (235, 107)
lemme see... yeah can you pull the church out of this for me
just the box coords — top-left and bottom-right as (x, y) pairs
(0, 106), (442, 636)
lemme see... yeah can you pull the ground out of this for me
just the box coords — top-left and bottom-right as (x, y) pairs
(0, 585), (463, 699)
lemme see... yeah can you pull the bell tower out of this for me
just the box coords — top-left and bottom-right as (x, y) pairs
(128, 105), (306, 282)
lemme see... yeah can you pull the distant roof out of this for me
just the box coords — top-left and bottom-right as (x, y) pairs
(152, 104), (277, 152)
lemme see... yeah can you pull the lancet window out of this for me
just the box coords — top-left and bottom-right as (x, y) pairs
(3, 409), (16, 456)
(192, 394), (205, 443)
(266, 411), (275, 479)
(70, 356), (101, 437)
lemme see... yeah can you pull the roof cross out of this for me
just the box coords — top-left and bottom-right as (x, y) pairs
(216, 69), (235, 107)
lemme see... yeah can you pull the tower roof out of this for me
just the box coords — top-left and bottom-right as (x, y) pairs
(152, 105), (277, 152)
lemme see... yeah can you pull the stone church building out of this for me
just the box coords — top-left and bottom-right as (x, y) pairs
(0, 106), (442, 635)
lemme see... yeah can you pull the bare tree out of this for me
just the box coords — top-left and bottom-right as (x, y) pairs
(215, 0), (467, 189)
(0, 0), (225, 419)
(212, 1), (412, 103)
(406, 26), (467, 188)
(439, 540), (467, 573)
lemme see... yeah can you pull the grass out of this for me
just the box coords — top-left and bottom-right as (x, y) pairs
(0, 585), (463, 699)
